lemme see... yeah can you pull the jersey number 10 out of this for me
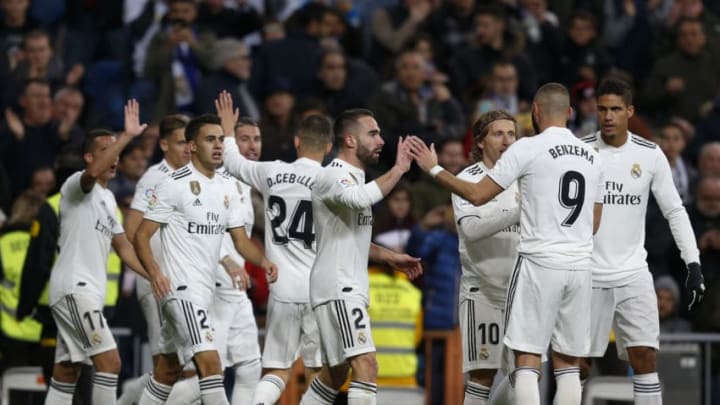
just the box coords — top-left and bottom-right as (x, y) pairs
(268, 196), (315, 248)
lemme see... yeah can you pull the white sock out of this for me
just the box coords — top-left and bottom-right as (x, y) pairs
(464, 381), (490, 404)
(300, 377), (338, 405)
(199, 375), (229, 405)
(511, 367), (540, 405)
(93, 372), (119, 404)
(348, 380), (377, 405)
(166, 375), (200, 404)
(118, 374), (150, 405)
(633, 372), (662, 405)
(138, 375), (172, 405)
(232, 358), (261, 405)
(252, 374), (285, 405)
(44, 378), (76, 405)
(553, 367), (581, 405)
(489, 376), (513, 405)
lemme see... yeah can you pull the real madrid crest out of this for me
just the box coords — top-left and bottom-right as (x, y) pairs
(206, 330), (213, 342)
(224, 195), (230, 209)
(190, 180), (201, 195)
(479, 347), (489, 360)
(358, 332), (367, 344)
(630, 163), (642, 179)
(92, 332), (102, 345)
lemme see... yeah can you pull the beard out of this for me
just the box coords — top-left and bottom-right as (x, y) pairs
(531, 108), (540, 135)
(357, 141), (379, 166)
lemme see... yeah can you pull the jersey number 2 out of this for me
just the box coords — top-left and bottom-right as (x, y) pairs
(558, 171), (586, 227)
(268, 196), (314, 248)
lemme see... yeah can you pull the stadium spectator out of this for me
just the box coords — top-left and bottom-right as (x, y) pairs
(313, 49), (377, 118)
(644, 17), (720, 123)
(515, 0), (562, 85)
(473, 60), (525, 118)
(601, 0), (656, 78)
(424, 0), (480, 71)
(369, 49), (464, 169)
(373, 182), (416, 253)
(569, 80), (598, 137)
(697, 142), (720, 178)
(555, 10), (612, 88)
(450, 4), (537, 104)
(370, 0), (433, 75)
(52, 86), (85, 169)
(0, 79), (66, 198)
(0, 0), (39, 76)
(195, 0), (263, 40)
(195, 38), (260, 120)
(687, 96), (720, 162)
(656, 275), (693, 333)
(688, 176), (720, 284)
(658, 121), (697, 204)
(258, 78), (296, 162)
(108, 142), (148, 199)
(144, 0), (216, 120)
(29, 166), (55, 197)
(249, 3), (326, 101)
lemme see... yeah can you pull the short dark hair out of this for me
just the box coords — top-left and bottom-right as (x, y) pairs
(120, 141), (145, 161)
(235, 117), (259, 130)
(476, 4), (505, 21)
(471, 110), (518, 162)
(596, 77), (634, 106)
(185, 114), (221, 142)
(159, 114), (189, 139)
(570, 10), (597, 30)
(297, 115), (333, 150)
(333, 109), (374, 146)
(21, 78), (50, 95)
(83, 128), (115, 154)
(23, 29), (50, 48)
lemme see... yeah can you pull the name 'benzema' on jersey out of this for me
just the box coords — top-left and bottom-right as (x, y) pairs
(144, 162), (248, 308)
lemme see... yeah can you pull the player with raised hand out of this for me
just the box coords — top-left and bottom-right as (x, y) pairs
(133, 114), (277, 405)
(44, 100), (150, 405)
(216, 90), (330, 404)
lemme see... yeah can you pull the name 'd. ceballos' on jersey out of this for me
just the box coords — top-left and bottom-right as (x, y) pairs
(266, 172), (314, 190)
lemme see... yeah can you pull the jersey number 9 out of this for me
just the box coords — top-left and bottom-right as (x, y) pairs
(558, 171), (586, 227)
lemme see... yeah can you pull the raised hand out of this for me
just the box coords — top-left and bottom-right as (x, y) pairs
(406, 136), (438, 172)
(395, 136), (414, 173)
(215, 90), (239, 136)
(5, 108), (25, 141)
(124, 99), (148, 137)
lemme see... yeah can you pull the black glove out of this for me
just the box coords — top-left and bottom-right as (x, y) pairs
(686, 262), (705, 311)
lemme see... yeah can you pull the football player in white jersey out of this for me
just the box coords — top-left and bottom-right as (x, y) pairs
(164, 113), (268, 405)
(408, 83), (604, 405)
(453, 110), (519, 405)
(300, 109), (423, 405)
(44, 100), (151, 405)
(118, 114), (191, 405)
(580, 77), (704, 405)
(133, 114), (278, 405)
(216, 91), (331, 404)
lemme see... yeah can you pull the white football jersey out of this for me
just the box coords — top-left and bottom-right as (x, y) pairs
(223, 137), (321, 303)
(487, 126), (604, 270)
(582, 132), (699, 287)
(144, 162), (249, 308)
(130, 160), (173, 298)
(309, 158), (384, 308)
(453, 162), (520, 306)
(215, 173), (254, 301)
(49, 171), (125, 305)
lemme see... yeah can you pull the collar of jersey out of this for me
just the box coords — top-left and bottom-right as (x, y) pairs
(596, 130), (633, 151)
(296, 157), (321, 166)
(333, 158), (363, 174)
(187, 161), (218, 181)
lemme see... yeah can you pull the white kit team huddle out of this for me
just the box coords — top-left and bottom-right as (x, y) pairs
(43, 80), (704, 405)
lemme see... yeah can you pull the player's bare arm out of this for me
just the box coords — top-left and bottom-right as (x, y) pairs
(407, 136), (503, 205)
(229, 227), (278, 283)
(80, 99), (147, 192)
(112, 233), (150, 280)
(134, 219), (172, 298)
(369, 243), (423, 280)
(593, 203), (603, 234)
(219, 255), (252, 290)
(123, 209), (144, 243)
(373, 136), (414, 196)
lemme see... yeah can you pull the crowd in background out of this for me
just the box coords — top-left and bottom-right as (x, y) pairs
(1, 0), (720, 398)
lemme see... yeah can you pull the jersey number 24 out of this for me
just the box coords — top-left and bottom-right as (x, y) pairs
(268, 196), (314, 248)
